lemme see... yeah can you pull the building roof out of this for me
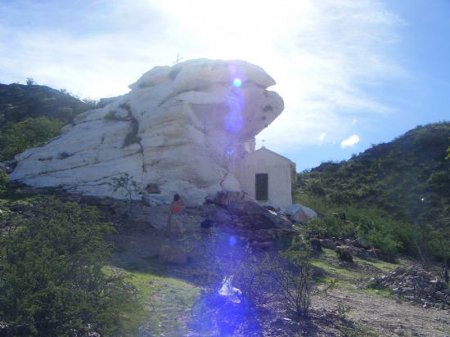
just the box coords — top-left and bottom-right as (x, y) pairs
(246, 146), (295, 164)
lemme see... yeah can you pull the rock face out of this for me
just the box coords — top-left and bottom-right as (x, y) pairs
(10, 59), (284, 205)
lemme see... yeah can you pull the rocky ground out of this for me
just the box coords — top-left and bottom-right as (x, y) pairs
(371, 266), (450, 310)
(106, 202), (450, 337)
(4, 189), (449, 336)
(314, 287), (450, 337)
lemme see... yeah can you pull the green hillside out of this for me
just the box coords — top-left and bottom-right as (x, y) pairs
(0, 82), (95, 160)
(297, 122), (450, 259)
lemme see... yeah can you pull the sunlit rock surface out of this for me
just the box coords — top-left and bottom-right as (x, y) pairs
(10, 59), (284, 205)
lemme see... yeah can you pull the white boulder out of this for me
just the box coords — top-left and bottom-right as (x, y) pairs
(284, 203), (318, 224)
(10, 59), (284, 205)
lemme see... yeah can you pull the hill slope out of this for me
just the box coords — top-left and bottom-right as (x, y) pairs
(299, 122), (449, 225)
(0, 83), (95, 160)
(0, 83), (93, 126)
(297, 122), (450, 258)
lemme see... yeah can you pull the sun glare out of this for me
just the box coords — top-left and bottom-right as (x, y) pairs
(158, 0), (310, 61)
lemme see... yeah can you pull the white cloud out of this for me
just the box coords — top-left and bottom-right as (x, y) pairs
(318, 132), (327, 143)
(341, 135), (360, 148)
(0, 0), (404, 151)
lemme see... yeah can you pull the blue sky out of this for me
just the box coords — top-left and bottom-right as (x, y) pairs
(0, 0), (449, 171)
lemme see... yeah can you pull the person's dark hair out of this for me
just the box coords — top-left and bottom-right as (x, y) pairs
(173, 193), (180, 201)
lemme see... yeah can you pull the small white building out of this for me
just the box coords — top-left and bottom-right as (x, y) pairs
(237, 147), (296, 209)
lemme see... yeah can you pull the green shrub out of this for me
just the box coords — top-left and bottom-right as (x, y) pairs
(0, 117), (61, 160)
(279, 237), (313, 317)
(0, 197), (139, 337)
(0, 169), (8, 193)
(304, 205), (415, 257)
(305, 212), (355, 239)
(233, 238), (313, 318)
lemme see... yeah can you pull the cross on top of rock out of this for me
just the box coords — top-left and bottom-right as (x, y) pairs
(174, 53), (183, 64)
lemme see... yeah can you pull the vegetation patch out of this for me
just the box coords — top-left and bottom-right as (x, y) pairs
(123, 269), (200, 336)
(104, 109), (124, 121)
(122, 118), (141, 148)
(0, 117), (62, 160)
(0, 83), (95, 160)
(0, 197), (139, 337)
(297, 122), (450, 263)
(352, 256), (398, 273)
(311, 248), (387, 289)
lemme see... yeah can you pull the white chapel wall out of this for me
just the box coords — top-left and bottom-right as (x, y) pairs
(237, 149), (293, 209)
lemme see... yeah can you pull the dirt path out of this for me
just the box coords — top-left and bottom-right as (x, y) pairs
(313, 288), (450, 337)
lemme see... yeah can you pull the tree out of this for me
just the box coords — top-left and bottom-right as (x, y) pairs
(26, 78), (35, 86)
(111, 172), (141, 215)
(0, 197), (138, 337)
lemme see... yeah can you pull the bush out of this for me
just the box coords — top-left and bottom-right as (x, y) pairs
(304, 205), (415, 257)
(0, 169), (7, 193)
(234, 252), (280, 307)
(235, 238), (313, 318)
(0, 197), (138, 337)
(111, 172), (141, 216)
(0, 117), (61, 160)
(336, 247), (353, 263)
(279, 238), (313, 317)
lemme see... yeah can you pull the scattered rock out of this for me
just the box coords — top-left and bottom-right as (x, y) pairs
(310, 238), (322, 252)
(336, 246), (353, 263)
(0, 160), (16, 174)
(320, 239), (337, 250)
(351, 238), (370, 250)
(372, 266), (450, 309)
(283, 203), (317, 224)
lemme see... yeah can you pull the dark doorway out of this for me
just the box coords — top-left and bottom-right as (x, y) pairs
(255, 173), (268, 201)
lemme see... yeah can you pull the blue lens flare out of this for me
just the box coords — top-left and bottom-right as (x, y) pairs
(188, 232), (262, 335)
(232, 78), (242, 87)
(224, 93), (244, 133)
(228, 235), (237, 247)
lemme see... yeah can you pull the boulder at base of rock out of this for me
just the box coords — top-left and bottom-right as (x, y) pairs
(283, 203), (317, 224)
(227, 200), (292, 230)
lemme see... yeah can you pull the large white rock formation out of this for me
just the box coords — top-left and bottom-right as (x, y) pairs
(10, 59), (284, 205)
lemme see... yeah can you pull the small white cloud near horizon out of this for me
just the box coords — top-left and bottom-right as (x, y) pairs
(341, 135), (360, 148)
(318, 132), (327, 143)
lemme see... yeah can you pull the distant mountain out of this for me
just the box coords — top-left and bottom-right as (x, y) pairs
(298, 122), (450, 228)
(0, 83), (95, 161)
